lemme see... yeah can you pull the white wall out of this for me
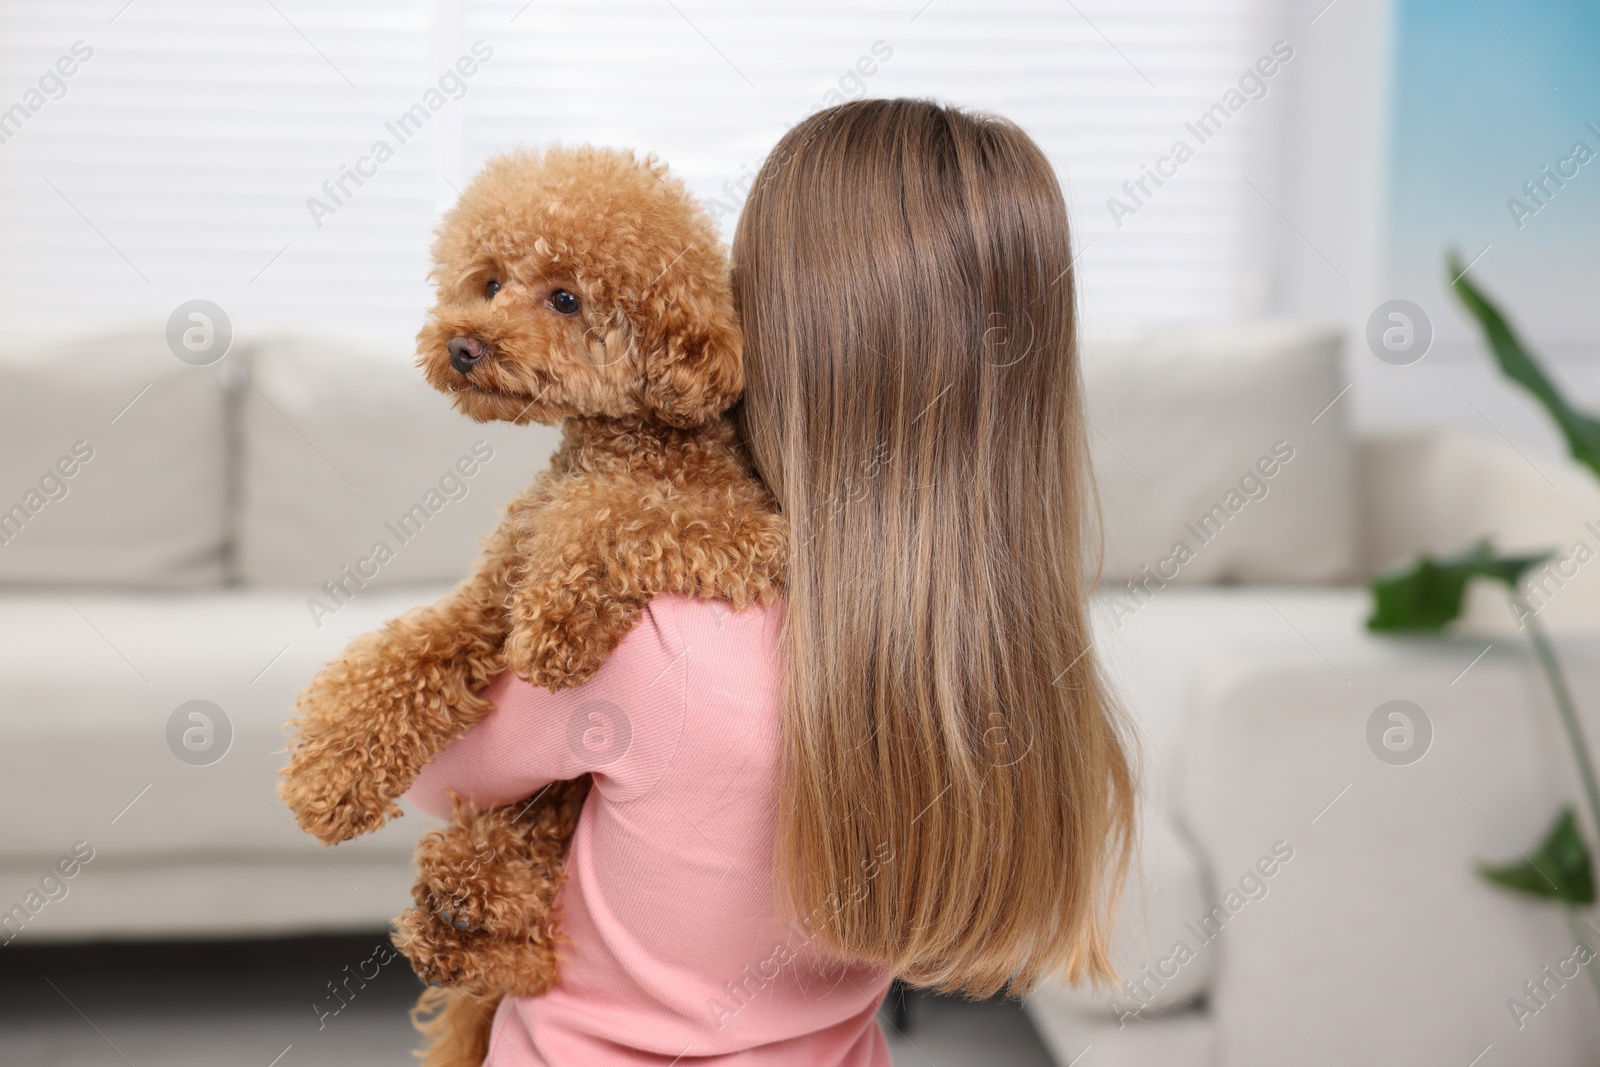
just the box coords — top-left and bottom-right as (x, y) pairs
(1272, 0), (1600, 465)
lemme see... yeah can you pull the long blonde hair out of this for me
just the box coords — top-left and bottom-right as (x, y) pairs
(732, 98), (1134, 997)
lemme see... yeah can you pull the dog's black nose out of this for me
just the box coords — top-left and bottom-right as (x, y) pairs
(447, 335), (488, 375)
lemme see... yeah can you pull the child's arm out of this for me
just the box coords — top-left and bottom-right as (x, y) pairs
(404, 670), (592, 817)
(393, 595), (722, 996)
(404, 595), (693, 818)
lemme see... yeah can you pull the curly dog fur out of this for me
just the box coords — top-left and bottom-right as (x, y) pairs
(393, 781), (591, 995)
(277, 146), (785, 1066)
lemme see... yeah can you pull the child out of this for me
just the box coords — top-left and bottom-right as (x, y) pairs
(407, 97), (1134, 1065)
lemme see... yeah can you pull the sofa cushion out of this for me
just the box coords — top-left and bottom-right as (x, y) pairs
(0, 586), (450, 870)
(0, 857), (416, 943)
(0, 330), (230, 588)
(236, 336), (562, 592)
(1084, 322), (1355, 587)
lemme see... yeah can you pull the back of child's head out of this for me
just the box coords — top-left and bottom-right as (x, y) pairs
(732, 97), (1134, 995)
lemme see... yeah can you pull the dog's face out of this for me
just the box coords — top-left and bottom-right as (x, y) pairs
(418, 147), (743, 428)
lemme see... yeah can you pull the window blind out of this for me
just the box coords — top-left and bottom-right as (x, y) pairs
(0, 0), (1282, 349)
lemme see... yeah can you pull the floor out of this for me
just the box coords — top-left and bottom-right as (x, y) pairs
(0, 934), (1062, 1066)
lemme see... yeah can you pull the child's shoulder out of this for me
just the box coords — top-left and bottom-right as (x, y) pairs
(643, 594), (784, 682)
(646, 592), (781, 636)
(637, 595), (785, 783)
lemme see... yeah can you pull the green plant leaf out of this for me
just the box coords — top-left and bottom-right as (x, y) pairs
(1448, 250), (1600, 481)
(1479, 808), (1596, 904)
(1367, 540), (1550, 632)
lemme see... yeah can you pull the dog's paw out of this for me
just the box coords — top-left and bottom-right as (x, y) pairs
(416, 866), (529, 941)
(279, 707), (405, 844)
(516, 657), (603, 691)
(503, 619), (607, 692)
(412, 810), (552, 939)
(277, 763), (401, 845)
(392, 905), (564, 1000)
(280, 640), (486, 842)
(392, 905), (500, 993)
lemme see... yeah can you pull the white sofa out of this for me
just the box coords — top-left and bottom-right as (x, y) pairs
(1028, 432), (1600, 1065)
(0, 333), (558, 941)
(4, 325), (1599, 1065)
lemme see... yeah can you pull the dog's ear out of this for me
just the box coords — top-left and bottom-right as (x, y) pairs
(627, 250), (743, 428)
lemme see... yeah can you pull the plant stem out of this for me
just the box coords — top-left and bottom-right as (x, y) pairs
(1517, 598), (1600, 1016)
(1516, 595), (1600, 846)
(1563, 904), (1600, 1005)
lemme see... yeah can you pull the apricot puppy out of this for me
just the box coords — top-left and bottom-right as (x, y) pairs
(278, 146), (785, 1065)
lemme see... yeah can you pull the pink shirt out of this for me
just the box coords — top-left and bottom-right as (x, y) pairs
(406, 594), (893, 1066)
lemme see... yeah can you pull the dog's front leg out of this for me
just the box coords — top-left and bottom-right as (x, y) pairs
(502, 554), (650, 692)
(501, 478), (786, 690)
(279, 532), (518, 845)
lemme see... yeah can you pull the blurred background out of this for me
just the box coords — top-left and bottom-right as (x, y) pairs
(2, 1), (1600, 1065)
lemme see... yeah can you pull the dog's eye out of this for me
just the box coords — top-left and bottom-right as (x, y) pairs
(484, 279), (501, 299)
(548, 289), (580, 316)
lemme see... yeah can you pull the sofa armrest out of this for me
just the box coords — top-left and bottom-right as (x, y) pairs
(1357, 433), (1600, 631)
(1180, 599), (1600, 1066)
